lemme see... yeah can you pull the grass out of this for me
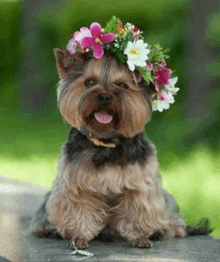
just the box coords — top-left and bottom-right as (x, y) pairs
(0, 111), (219, 237)
(161, 148), (220, 237)
(0, 155), (57, 188)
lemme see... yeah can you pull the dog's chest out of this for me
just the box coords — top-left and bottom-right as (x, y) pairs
(66, 151), (157, 196)
(63, 129), (158, 195)
(64, 128), (154, 168)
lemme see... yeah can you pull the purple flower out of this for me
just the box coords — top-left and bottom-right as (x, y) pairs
(81, 22), (115, 59)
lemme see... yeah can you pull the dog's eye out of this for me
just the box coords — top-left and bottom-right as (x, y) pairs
(85, 79), (95, 87)
(117, 83), (128, 89)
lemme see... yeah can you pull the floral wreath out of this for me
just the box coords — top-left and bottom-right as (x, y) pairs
(66, 16), (179, 112)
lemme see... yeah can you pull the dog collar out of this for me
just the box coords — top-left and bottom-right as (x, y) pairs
(88, 137), (116, 148)
(79, 128), (120, 148)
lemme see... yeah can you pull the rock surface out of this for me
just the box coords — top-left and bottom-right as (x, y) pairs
(0, 175), (219, 262)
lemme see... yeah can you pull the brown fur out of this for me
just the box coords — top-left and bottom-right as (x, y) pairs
(56, 50), (151, 138)
(31, 48), (186, 249)
(47, 144), (185, 248)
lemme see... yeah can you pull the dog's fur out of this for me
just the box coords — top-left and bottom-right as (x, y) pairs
(29, 49), (208, 249)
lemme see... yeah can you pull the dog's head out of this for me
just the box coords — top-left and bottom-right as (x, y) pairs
(54, 49), (153, 139)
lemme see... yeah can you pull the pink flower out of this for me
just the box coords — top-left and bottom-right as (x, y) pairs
(146, 62), (153, 72)
(67, 38), (77, 54)
(158, 92), (172, 101)
(74, 27), (92, 48)
(81, 22), (115, 59)
(154, 67), (172, 91)
(66, 27), (92, 54)
(152, 90), (175, 112)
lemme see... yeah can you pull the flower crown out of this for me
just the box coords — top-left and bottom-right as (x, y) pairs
(66, 16), (179, 112)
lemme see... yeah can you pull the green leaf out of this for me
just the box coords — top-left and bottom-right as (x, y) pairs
(137, 67), (153, 84)
(104, 16), (120, 33)
(148, 43), (170, 63)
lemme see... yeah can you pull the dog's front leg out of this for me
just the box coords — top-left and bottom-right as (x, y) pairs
(111, 189), (167, 248)
(47, 191), (108, 249)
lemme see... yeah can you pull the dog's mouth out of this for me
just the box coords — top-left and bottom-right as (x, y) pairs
(94, 112), (113, 124)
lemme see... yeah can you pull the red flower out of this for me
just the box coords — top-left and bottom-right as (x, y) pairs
(133, 26), (140, 33)
(155, 67), (172, 91)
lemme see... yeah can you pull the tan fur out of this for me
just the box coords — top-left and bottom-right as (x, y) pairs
(57, 53), (151, 138)
(47, 143), (185, 247)
(43, 50), (187, 249)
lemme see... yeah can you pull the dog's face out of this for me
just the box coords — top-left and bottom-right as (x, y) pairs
(54, 49), (152, 138)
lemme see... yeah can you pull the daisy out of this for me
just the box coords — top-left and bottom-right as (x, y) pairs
(124, 40), (150, 71)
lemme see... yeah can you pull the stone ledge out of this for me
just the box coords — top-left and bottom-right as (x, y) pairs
(0, 178), (219, 262)
(18, 234), (220, 262)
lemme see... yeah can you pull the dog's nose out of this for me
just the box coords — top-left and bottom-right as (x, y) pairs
(98, 93), (112, 105)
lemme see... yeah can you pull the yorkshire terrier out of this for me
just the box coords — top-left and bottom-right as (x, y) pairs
(30, 18), (211, 249)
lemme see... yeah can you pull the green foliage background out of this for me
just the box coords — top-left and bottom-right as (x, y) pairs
(0, 0), (219, 236)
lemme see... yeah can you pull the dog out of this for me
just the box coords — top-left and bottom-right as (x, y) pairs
(29, 48), (192, 249)
(29, 18), (212, 247)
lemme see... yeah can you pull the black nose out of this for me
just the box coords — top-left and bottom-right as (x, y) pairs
(98, 93), (112, 105)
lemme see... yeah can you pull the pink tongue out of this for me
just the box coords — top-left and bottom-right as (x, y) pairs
(94, 112), (113, 124)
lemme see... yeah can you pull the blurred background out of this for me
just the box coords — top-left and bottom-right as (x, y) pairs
(0, 0), (219, 236)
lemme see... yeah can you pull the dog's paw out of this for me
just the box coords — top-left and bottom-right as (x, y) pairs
(69, 238), (89, 250)
(133, 237), (153, 248)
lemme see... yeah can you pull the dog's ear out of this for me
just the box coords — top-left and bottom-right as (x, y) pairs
(53, 48), (68, 79)
(53, 48), (87, 79)
(54, 48), (78, 79)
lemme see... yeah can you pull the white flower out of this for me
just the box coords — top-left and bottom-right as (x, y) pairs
(152, 90), (175, 112)
(125, 22), (135, 31)
(152, 77), (179, 112)
(66, 39), (77, 54)
(165, 77), (180, 95)
(124, 40), (150, 71)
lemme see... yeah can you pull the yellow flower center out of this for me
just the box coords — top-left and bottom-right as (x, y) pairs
(129, 48), (140, 58)
(95, 37), (101, 43)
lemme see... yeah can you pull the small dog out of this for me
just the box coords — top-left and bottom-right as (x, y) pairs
(30, 16), (210, 248)
(30, 47), (210, 249)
